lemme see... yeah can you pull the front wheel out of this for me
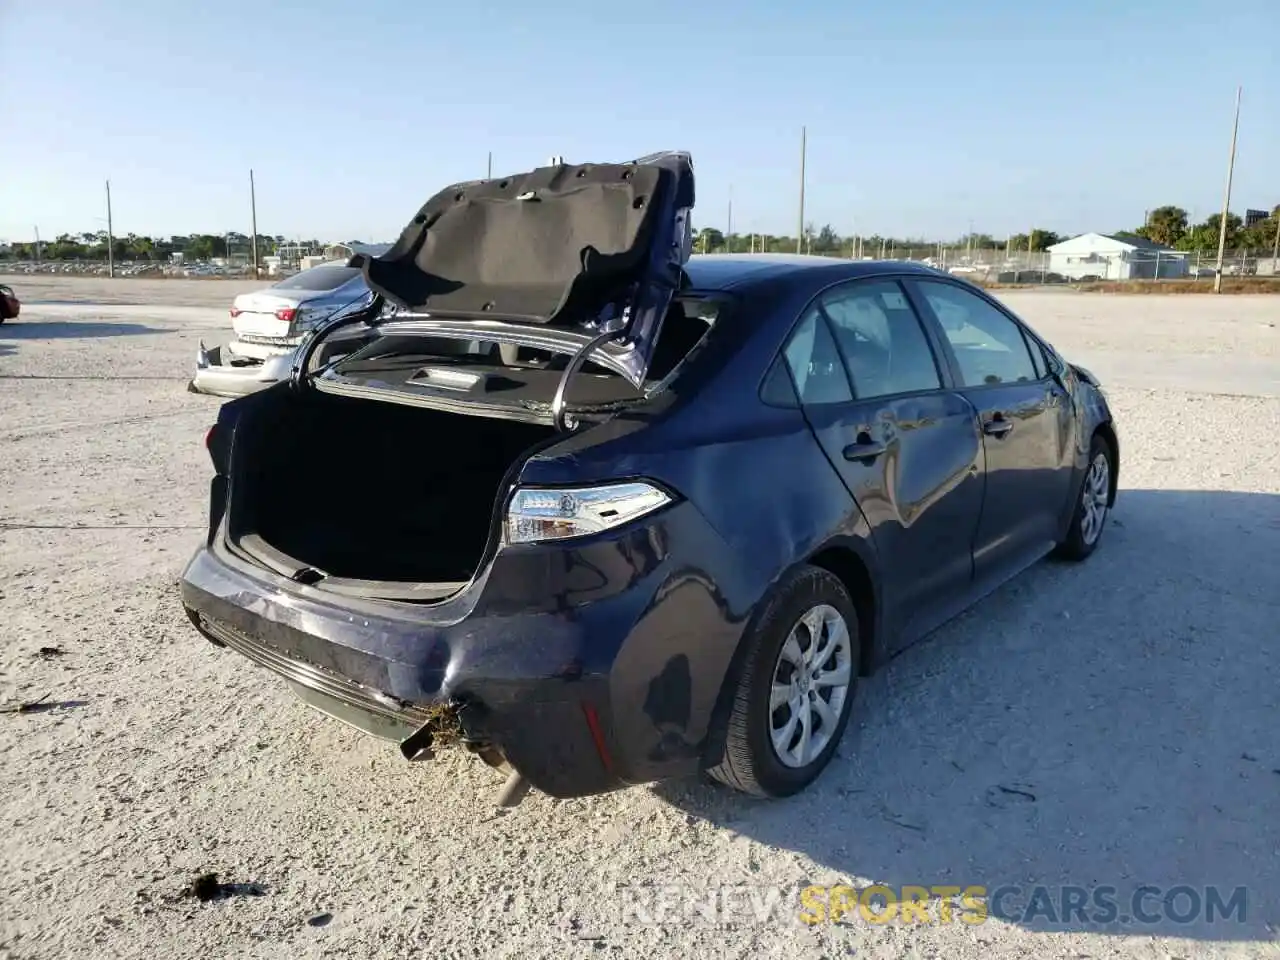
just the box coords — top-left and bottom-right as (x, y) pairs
(1055, 434), (1113, 561)
(707, 566), (860, 798)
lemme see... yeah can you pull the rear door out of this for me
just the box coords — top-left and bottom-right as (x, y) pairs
(780, 278), (985, 648)
(907, 278), (1074, 584)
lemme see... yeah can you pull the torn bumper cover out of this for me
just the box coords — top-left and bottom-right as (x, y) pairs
(189, 340), (298, 398)
(190, 324), (377, 398)
(178, 533), (651, 801)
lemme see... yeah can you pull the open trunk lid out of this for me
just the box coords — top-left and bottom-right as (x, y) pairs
(345, 151), (695, 390)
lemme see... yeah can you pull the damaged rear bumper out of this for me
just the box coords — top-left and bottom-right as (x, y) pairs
(179, 498), (750, 801)
(179, 538), (639, 799)
(189, 340), (298, 398)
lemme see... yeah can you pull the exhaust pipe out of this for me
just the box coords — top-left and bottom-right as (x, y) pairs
(496, 770), (531, 808)
(399, 702), (534, 807)
(398, 701), (466, 762)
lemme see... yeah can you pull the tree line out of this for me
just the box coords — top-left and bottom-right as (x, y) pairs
(0, 232), (321, 262)
(695, 204), (1279, 257)
(1135, 205), (1280, 252)
(689, 224), (1064, 257)
(5, 202), (1276, 263)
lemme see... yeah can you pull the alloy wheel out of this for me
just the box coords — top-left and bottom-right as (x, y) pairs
(1080, 451), (1110, 545)
(768, 603), (853, 769)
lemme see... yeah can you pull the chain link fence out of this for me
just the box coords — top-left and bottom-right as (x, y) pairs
(4, 246), (1278, 286)
(695, 236), (1279, 286)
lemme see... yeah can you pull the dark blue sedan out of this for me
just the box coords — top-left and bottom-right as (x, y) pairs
(179, 152), (1118, 804)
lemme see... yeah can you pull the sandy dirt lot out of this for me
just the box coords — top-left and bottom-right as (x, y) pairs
(1, 276), (1278, 960)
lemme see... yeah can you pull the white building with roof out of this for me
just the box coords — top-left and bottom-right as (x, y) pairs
(1047, 232), (1188, 280)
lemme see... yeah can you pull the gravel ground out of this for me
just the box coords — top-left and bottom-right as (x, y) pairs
(1, 277), (1278, 960)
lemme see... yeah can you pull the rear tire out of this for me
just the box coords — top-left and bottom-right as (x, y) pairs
(1055, 433), (1113, 561)
(707, 566), (860, 798)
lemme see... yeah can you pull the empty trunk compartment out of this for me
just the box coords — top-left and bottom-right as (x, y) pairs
(229, 389), (558, 588)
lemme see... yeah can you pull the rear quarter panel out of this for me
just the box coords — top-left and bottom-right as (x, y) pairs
(516, 289), (884, 778)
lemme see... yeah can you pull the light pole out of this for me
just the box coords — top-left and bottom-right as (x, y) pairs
(105, 180), (115, 278)
(726, 185), (733, 252)
(796, 127), (806, 254)
(1213, 86), (1242, 294)
(250, 169), (260, 278)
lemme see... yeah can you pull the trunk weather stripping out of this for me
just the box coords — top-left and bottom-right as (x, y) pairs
(372, 316), (645, 385)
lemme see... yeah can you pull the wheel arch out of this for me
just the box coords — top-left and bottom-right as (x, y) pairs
(804, 540), (881, 679)
(1093, 420), (1119, 506)
(699, 535), (884, 771)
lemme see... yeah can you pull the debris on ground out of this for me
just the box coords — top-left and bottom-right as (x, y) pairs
(985, 783), (1038, 808)
(0, 694), (89, 714)
(180, 872), (267, 903)
(36, 646), (66, 658)
(0, 693), (52, 714)
(306, 912), (333, 927)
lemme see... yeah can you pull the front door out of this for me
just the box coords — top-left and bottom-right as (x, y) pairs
(781, 278), (985, 648)
(908, 279), (1073, 585)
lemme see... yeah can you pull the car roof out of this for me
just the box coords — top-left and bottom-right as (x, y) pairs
(683, 253), (945, 292)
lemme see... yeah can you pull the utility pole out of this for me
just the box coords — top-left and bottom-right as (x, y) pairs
(33, 226), (41, 265)
(104, 180), (115, 278)
(726, 185), (733, 251)
(487, 151), (493, 178)
(1214, 85), (1242, 294)
(796, 126), (806, 254)
(250, 169), (260, 278)
(1272, 211), (1279, 267)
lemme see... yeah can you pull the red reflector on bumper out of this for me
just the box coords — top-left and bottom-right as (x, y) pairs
(581, 702), (612, 771)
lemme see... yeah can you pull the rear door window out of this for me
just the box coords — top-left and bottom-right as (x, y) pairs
(818, 280), (942, 398)
(781, 308), (853, 404)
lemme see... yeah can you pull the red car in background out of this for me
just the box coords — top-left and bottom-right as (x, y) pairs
(0, 284), (19, 322)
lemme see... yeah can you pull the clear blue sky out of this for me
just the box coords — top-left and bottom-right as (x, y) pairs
(1, 0), (1276, 244)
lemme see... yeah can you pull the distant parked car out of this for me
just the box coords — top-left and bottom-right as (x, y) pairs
(180, 150), (1120, 807)
(0, 283), (20, 322)
(189, 262), (380, 397)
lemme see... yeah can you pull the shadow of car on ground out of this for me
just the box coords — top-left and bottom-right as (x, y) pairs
(0, 320), (169, 340)
(655, 488), (1279, 943)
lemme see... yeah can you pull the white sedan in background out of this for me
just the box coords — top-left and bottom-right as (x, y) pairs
(190, 262), (380, 397)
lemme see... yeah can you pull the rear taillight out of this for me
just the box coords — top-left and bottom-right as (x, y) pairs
(229, 307), (242, 318)
(275, 307), (297, 323)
